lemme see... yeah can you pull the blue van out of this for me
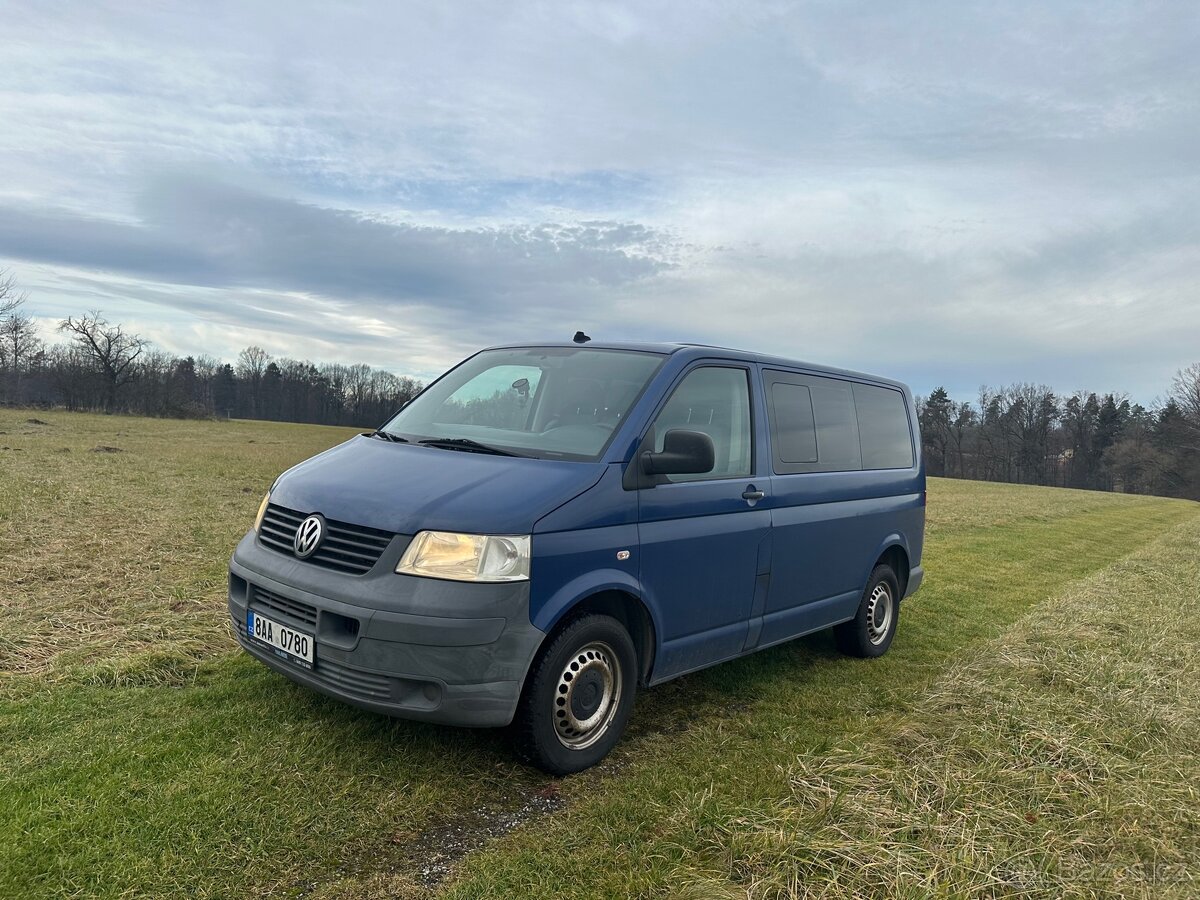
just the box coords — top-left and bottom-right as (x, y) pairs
(229, 340), (924, 773)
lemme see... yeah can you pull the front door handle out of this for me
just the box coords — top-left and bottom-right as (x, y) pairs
(742, 489), (765, 501)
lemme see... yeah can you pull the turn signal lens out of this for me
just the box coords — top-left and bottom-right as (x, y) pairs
(253, 493), (270, 532)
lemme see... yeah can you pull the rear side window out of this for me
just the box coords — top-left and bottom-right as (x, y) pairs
(766, 370), (913, 474)
(854, 383), (914, 469)
(770, 383), (817, 463)
(809, 377), (862, 471)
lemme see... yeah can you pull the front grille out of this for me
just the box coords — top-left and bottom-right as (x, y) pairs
(251, 585), (317, 629)
(258, 503), (393, 575)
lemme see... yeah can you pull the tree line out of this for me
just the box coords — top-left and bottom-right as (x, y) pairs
(0, 272), (423, 427)
(917, 376), (1200, 500)
(2, 270), (1198, 499)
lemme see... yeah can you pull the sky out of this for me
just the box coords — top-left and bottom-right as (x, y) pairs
(1, 1), (1197, 402)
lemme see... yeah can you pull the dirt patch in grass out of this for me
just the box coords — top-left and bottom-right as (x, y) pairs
(403, 787), (567, 888)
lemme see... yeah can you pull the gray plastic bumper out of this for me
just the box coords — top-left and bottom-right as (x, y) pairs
(228, 530), (546, 727)
(904, 565), (924, 598)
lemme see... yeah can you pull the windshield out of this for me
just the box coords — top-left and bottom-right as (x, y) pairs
(382, 347), (666, 460)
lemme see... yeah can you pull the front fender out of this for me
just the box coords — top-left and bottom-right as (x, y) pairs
(531, 566), (662, 641)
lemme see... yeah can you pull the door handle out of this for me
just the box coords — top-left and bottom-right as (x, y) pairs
(742, 489), (765, 501)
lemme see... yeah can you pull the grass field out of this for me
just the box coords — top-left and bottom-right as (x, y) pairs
(1, 410), (1198, 899)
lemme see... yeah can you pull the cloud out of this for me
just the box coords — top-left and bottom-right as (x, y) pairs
(0, 177), (667, 298)
(0, 172), (679, 376)
(0, 1), (1197, 402)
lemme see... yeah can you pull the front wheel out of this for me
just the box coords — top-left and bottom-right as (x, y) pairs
(514, 614), (637, 775)
(834, 564), (900, 658)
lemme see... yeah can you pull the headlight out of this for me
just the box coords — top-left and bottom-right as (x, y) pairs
(396, 531), (530, 582)
(253, 493), (270, 532)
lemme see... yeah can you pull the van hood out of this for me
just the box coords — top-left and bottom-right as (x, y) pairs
(269, 434), (606, 535)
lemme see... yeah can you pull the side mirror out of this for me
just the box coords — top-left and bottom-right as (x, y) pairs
(642, 429), (715, 476)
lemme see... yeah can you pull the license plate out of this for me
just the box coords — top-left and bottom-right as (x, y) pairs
(247, 610), (314, 669)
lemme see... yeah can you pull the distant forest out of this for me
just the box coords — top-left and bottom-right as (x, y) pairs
(0, 273), (423, 427)
(915, 380), (1200, 501)
(2, 271), (1198, 499)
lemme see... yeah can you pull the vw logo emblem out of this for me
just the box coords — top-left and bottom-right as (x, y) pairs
(293, 514), (325, 559)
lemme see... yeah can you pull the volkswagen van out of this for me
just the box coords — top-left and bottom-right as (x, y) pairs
(229, 340), (925, 773)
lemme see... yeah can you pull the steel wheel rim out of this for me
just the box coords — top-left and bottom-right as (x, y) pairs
(553, 641), (622, 750)
(866, 583), (893, 645)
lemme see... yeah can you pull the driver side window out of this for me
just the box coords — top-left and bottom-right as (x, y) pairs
(653, 366), (753, 482)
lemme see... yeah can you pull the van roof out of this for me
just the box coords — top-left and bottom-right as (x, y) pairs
(482, 340), (911, 393)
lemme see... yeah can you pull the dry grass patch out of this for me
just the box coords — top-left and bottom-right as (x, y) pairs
(670, 517), (1200, 898)
(0, 410), (357, 686)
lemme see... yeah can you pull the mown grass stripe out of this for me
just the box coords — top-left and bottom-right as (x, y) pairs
(654, 516), (1200, 898)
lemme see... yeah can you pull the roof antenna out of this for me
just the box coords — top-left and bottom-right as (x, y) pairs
(572, 330), (591, 344)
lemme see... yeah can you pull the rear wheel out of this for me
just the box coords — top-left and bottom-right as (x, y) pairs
(835, 564), (900, 658)
(514, 614), (637, 775)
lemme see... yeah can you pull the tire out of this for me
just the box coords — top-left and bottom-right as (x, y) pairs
(514, 614), (638, 775)
(835, 564), (900, 658)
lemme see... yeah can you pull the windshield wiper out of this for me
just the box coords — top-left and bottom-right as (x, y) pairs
(368, 429), (408, 443)
(418, 437), (522, 457)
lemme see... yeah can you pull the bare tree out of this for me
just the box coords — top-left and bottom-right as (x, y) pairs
(0, 268), (28, 319)
(0, 312), (43, 400)
(236, 345), (270, 381)
(1008, 383), (1058, 485)
(1171, 363), (1200, 426)
(58, 311), (147, 412)
(946, 401), (976, 477)
(236, 345), (271, 417)
(0, 268), (42, 402)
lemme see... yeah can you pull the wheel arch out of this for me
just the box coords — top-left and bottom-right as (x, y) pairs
(868, 538), (911, 597)
(533, 580), (658, 687)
